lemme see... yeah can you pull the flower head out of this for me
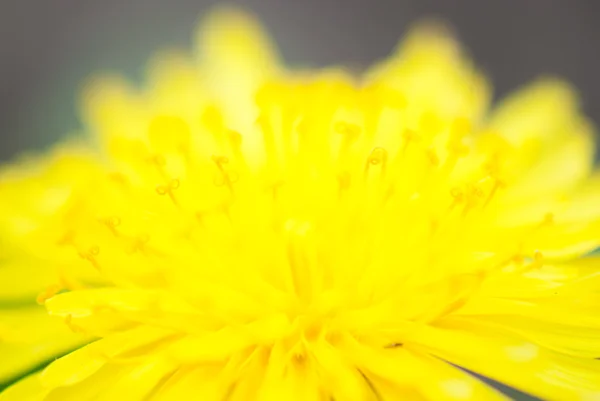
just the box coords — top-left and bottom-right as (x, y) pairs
(1, 7), (600, 401)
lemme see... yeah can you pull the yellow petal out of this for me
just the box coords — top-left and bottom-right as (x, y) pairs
(92, 358), (176, 401)
(409, 317), (600, 400)
(489, 79), (595, 204)
(195, 7), (281, 131)
(40, 325), (172, 389)
(0, 306), (88, 385)
(0, 373), (49, 401)
(341, 334), (510, 400)
(366, 21), (490, 127)
(0, 259), (57, 301)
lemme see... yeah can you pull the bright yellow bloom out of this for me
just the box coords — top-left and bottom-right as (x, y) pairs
(2, 7), (600, 401)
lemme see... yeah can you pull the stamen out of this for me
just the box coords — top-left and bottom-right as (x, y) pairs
(541, 212), (554, 227)
(401, 129), (420, 154)
(99, 216), (121, 237)
(36, 284), (62, 305)
(156, 179), (181, 206)
(364, 147), (388, 178)
(211, 156), (238, 193)
(425, 148), (440, 167)
(79, 245), (101, 271)
(450, 187), (464, 203)
(128, 235), (151, 255)
(108, 172), (131, 192)
(482, 176), (505, 208)
(532, 250), (544, 268)
(461, 183), (486, 215)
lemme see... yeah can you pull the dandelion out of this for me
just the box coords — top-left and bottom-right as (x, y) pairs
(1, 7), (600, 401)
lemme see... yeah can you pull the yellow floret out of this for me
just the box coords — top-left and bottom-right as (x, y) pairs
(1, 7), (600, 401)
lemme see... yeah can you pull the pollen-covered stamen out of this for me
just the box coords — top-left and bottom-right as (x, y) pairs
(128, 234), (151, 255)
(99, 216), (122, 237)
(364, 147), (388, 179)
(79, 245), (102, 271)
(449, 187), (465, 210)
(461, 182), (487, 216)
(156, 178), (181, 206)
(401, 129), (420, 154)
(211, 155), (239, 193)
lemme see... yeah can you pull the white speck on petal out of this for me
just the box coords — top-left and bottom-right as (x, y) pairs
(583, 392), (600, 401)
(505, 343), (539, 363)
(440, 378), (473, 399)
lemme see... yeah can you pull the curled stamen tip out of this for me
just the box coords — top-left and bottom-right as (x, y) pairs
(367, 147), (388, 165)
(99, 216), (121, 233)
(156, 179), (180, 195)
(450, 187), (464, 200)
(473, 186), (485, 198)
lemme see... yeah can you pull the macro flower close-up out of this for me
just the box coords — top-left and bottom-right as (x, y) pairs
(1, 4), (600, 401)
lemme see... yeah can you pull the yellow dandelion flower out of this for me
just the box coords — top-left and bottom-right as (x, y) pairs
(2, 7), (600, 401)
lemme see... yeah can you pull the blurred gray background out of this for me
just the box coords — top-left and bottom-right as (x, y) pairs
(1, 0), (600, 163)
(1, 1), (599, 399)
